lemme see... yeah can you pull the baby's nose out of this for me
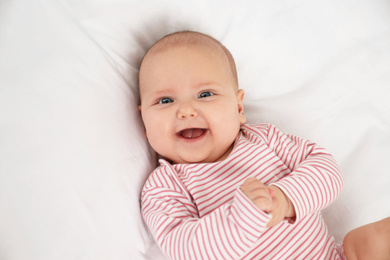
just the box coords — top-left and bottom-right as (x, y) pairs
(177, 103), (198, 119)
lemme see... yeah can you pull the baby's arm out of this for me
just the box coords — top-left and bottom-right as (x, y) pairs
(241, 177), (295, 227)
(262, 124), (343, 223)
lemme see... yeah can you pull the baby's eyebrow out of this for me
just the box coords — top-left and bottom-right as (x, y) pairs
(195, 81), (221, 88)
(151, 88), (175, 96)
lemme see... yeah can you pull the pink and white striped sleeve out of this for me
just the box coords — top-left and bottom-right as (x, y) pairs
(141, 167), (271, 260)
(264, 124), (344, 223)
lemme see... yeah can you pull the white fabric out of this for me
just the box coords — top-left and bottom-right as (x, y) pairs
(0, 0), (389, 259)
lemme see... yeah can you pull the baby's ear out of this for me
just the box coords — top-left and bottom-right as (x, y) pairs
(236, 89), (246, 124)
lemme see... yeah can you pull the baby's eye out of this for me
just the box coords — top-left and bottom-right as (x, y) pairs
(199, 91), (214, 98)
(159, 97), (173, 104)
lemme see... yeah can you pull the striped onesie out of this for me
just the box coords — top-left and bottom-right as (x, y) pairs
(142, 124), (345, 259)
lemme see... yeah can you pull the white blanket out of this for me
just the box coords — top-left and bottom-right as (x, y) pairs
(1, 0), (389, 259)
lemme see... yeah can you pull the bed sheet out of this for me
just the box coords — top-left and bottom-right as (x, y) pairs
(1, 0), (389, 259)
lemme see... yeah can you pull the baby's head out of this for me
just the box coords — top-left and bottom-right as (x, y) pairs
(139, 31), (246, 164)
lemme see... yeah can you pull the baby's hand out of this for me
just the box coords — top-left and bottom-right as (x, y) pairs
(240, 177), (295, 227)
(267, 185), (295, 227)
(240, 177), (274, 214)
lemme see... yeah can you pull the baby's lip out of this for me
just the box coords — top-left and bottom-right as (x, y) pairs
(177, 128), (207, 139)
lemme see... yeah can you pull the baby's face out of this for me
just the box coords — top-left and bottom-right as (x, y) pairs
(139, 44), (246, 164)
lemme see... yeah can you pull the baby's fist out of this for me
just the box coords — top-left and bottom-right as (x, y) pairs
(240, 177), (274, 214)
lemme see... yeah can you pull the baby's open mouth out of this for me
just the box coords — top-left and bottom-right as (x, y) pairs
(178, 128), (207, 139)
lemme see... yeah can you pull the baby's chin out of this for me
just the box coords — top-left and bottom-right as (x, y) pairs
(168, 157), (208, 165)
(163, 154), (214, 165)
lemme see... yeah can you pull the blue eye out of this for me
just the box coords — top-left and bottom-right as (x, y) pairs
(199, 91), (213, 98)
(159, 97), (173, 104)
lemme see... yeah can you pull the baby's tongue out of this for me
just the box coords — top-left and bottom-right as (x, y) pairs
(180, 128), (205, 139)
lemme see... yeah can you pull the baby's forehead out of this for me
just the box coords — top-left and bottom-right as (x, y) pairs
(139, 31), (239, 89)
(145, 37), (225, 63)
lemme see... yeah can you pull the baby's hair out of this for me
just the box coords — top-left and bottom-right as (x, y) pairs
(140, 31), (238, 87)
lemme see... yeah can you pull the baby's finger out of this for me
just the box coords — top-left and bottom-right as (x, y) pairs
(240, 178), (273, 212)
(251, 194), (273, 213)
(268, 187), (275, 197)
(241, 177), (266, 191)
(241, 178), (269, 197)
(244, 187), (271, 201)
(241, 177), (260, 187)
(244, 183), (267, 194)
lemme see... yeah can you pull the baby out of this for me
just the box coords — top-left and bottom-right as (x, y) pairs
(139, 31), (390, 259)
